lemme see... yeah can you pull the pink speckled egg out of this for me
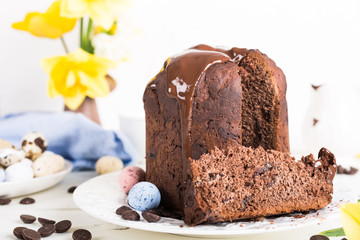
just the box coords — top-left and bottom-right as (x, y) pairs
(118, 166), (146, 194)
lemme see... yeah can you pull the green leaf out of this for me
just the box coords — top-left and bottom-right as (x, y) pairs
(319, 227), (345, 237)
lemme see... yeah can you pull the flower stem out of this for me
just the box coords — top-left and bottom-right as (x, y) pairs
(80, 17), (85, 50)
(86, 18), (94, 54)
(79, 17), (94, 54)
(60, 36), (69, 54)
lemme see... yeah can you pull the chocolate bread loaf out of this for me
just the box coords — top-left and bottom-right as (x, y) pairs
(143, 44), (290, 214)
(184, 146), (336, 226)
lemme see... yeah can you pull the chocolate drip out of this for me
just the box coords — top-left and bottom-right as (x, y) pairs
(166, 49), (229, 160)
(163, 44), (246, 194)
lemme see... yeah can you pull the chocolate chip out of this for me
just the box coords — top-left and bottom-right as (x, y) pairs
(22, 140), (27, 147)
(20, 214), (36, 224)
(0, 197), (11, 205)
(121, 210), (140, 221)
(311, 84), (322, 90)
(68, 186), (77, 193)
(115, 205), (131, 215)
(22, 228), (41, 240)
(337, 165), (358, 175)
(72, 229), (92, 240)
(38, 217), (56, 225)
(20, 197), (35, 205)
(185, 194), (194, 208)
(242, 195), (252, 211)
(254, 163), (272, 176)
(13, 227), (27, 239)
(55, 220), (72, 233)
(313, 118), (319, 126)
(142, 211), (161, 222)
(244, 181), (253, 187)
(310, 235), (330, 240)
(38, 224), (55, 237)
(208, 172), (217, 180)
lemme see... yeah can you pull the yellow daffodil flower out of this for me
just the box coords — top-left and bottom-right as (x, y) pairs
(60, 0), (131, 30)
(12, 1), (76, 39)
(41, 48), (115, 110)
(340, 203), (360, 240)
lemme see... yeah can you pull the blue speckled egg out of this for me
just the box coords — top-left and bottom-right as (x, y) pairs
(128, 182), (161, 211)
(0, 168), (5, 182)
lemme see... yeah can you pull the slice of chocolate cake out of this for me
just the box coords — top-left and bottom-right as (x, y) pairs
(184, 146), (336, 226)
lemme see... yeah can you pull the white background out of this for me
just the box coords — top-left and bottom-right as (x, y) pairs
(1, 0), (360, 158)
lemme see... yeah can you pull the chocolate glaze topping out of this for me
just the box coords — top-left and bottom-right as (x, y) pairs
(164, 44), (246, 164)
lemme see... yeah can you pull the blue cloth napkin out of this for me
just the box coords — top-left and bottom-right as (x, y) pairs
(0, 112), (138, 170)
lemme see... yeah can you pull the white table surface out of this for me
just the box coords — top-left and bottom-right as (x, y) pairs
(1, 170), (358, 240)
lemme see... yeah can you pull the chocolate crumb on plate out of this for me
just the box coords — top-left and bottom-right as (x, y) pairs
(121, 210), (140, 221)
(337, 165), (358, 175)
(68, 186), (77, 193)
(20, 197), (35, 205)
(0, 197), (11, 205)
(72, 229), (92, 240)
(38, 217), (56, 225)
(311, 84), (322, 90)
(38, 224), (56, 237)
(142, 211), (161, 222)
(309, 235), (330, 240)
(22, 228), (41, 240)
(20, 214), (36, 224)
(115, 205), (131, 215)
(13, 226), (27, 239)
(313, 118), (319, 126)
(55, 220), (72, 233)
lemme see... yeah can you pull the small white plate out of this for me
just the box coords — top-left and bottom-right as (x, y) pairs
(0, 160), (72, 198)
(73, 171), (356, 238)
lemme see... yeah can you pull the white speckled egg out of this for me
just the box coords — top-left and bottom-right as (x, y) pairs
(32, 154), (65, 177)
(0, 148), (25, 167)
(128, 182), (161, 211)
(95, 156), (124, 175)
(0, 168), (5, 182)
(0, 139), (16, 150)
(21, 158), (33, 167)
(118, 166), (146, 194)
(5, 162), (34, 182)
(21, 132), (48, 160)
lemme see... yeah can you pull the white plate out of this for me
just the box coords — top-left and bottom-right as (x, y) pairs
(73, 171), (356, 238)
(0, 160), (72, 198)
